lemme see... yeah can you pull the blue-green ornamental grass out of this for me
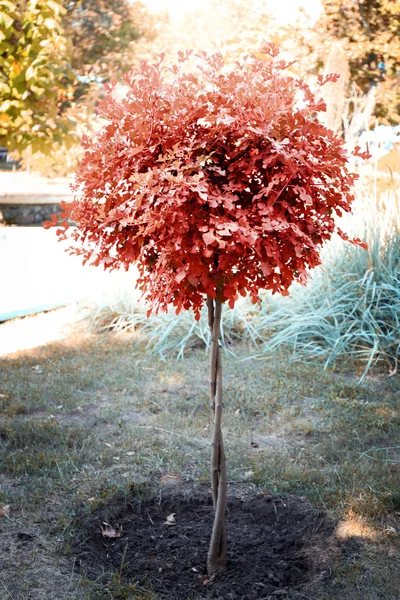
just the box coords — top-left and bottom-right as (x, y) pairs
(250, 217), (400, 381)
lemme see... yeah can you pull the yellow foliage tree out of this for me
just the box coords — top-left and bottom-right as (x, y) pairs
(0, 0), (77, 153)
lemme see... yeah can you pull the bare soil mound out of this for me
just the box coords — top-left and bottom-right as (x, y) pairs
(74, 483), (338, 599)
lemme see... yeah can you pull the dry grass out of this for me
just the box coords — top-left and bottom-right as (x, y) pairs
(0, 308), (399, 599)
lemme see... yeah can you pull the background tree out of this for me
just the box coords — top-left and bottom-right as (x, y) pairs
(0, 0), (76, 153)
(0, 0), (153, 164)
(319, 41), (350, 133)
(318, 0), (400, 125)
(63, 0), (150, 83)
(283, 0), (399, 129)
(48, 45), (366, 577)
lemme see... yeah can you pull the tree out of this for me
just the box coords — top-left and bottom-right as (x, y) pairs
(47, 44), (366, 577)
(319, 0), (400, 125)
(0, 0), (76, 153)
(63, 0), (149, 82)
(319, 41), (350, 133)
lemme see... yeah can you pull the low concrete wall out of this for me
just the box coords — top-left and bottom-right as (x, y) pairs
(0, 171), (73, 225)
(0, 202), (61, 225)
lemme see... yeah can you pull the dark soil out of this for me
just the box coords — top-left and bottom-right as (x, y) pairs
(74, 482), (338, 599)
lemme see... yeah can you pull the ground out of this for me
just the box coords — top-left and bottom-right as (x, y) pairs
(75, 482), (337, 599)
(0, 307), (399, 599)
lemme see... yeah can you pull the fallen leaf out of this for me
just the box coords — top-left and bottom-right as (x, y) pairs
(200, 573), (216, 585)
(384, 526), (397, 534)
(0, 505), (10, 517)
(100, 522), (123, 539)
(164, 513), (176, 525)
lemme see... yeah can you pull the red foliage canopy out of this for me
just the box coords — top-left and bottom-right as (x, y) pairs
(49, 43), (366, 318)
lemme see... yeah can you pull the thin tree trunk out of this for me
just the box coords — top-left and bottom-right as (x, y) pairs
(207, 295), (228, 576)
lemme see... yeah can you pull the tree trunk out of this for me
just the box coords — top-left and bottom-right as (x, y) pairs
(206, 296), (228, 576)
(320, 41), (349, 134)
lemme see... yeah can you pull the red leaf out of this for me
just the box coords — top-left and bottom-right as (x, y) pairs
(43, 214), (58, 229)
(203, 231), (216, 246)
(353, 146), (371, 160)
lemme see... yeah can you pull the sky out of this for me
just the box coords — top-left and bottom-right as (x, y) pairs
(142, 0), (322, 24)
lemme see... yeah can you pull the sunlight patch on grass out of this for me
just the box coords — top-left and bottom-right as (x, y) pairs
(0, 304), (80, 356)
(336, 513), (379, 541)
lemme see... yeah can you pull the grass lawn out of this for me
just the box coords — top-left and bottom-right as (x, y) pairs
(0, 308), (399, 599)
